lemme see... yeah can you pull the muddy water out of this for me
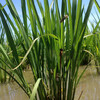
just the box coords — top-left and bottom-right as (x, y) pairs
(75, 66), (100, 100)
(0, 66), (100, 100)
(0, 69), (33, 100)
(0, 83), (29, 100)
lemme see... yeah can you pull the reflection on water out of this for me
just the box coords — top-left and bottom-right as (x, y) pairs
(0, 83), (29, 100)
(0, 66), (100, 100)
(0, 69), (34, 100)
(75, 66), (100, 100)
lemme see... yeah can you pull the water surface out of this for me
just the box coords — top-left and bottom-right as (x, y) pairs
(75, 66), (100, 100)
(0, 66), (100, 100)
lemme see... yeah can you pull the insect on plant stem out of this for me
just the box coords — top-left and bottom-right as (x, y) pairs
(60, 49), (63, 69)
(60, 15), (68, 23)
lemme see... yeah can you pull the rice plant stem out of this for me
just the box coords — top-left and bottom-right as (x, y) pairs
(78, 90), (83, 100)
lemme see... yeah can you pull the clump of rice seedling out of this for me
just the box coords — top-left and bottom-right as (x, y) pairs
(0, 0), (94, 99)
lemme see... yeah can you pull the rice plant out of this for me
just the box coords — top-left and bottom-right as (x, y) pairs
(84, 5), (100, 74)
(94, 0), (100, 13)
(0, 20), (7, 83)
(93, 0), (100, 69)
(0, 0), (94, 99)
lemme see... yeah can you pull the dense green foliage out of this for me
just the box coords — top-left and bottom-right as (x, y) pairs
(0, 0), (99, 100)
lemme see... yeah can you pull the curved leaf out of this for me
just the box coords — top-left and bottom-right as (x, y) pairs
(30, 78), (41, 100)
